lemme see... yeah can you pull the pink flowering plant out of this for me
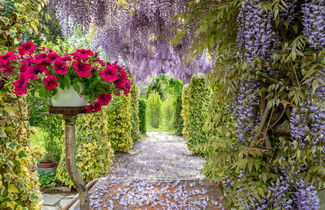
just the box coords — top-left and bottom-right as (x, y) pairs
(0, 41), (131, 112)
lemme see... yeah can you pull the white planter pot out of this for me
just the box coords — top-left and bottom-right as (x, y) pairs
(51, 85), (87, 107)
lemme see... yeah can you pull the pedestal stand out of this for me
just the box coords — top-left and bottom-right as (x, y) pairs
(49, 106), (89, 210)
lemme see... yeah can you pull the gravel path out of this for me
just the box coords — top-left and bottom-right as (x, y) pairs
(83, 132), (225, 209)
(109, 132), (205, 180)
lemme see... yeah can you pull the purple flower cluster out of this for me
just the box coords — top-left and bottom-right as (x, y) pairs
(302, 0), (325, 50)
(234, 80), (260, 142)
(293, 179), (320, 210)
(237, 0), (276, 62)
(280, 0), (299, 22)
(290, 70), (325, 149)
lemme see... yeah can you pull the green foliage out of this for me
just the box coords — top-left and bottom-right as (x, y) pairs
(130, 84), (141, 141)
(0, 0), (46, 53)
(105, 94), (133, 152)
(139, 99), (147, 134)
(161, 94), (176, 130)
(146, 91), (162, 129)
(146, 76), (183, 100)
(181, 84), (190, 139)
(187, 74), (211, 155)
(56, 111), (114, 187)
(0, 87), (42, 209)
(39, 171), (57, 189)
(178, 1), (325, 208)
(173, 95), (184, 135)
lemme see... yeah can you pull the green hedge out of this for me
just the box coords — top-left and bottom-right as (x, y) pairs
(146, 91), (162, 129)
(56, 111), (114, 187)
(130, 84), (141, 141)
(187, 74), (210, 154)
(181, 84), (190, 139)
(105, 94), (133, 152)
(174, 94), (183, 135)
(0, 89), (42, 209)
(139, 99), (147, 134)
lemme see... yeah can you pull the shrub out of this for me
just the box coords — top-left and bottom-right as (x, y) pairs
(162, 94), (176, 130)
(139, 99), (147, 134)
(105, 94), (133, 152)
(0, 89), (42, 209)
(146, 91), (162, 129)
(174, 94), (183, 135)
(181, 84), (190, 139)
(130, 84), (141, 141)
(187, 74), (210, 154)
(56, 111), (114, 187)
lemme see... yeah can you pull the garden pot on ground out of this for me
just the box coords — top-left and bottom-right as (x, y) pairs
(51, 85), (87, 107)
(37, 161), (57, 175)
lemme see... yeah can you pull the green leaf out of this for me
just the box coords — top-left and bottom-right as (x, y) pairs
(8, 184), (19, 193)
(0, 16), (10, 26)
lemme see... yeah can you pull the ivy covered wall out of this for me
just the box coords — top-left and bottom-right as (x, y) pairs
(0, 89), (42, 209)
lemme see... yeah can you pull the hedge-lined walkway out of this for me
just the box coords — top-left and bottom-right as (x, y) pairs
(84, 132), (225, 209)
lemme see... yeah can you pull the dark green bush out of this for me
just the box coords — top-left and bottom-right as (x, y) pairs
(139, 99), (147, 134)
(181, 84), (190, 139)
(130, 84), (141, 141)
(174, 95), (183, 135)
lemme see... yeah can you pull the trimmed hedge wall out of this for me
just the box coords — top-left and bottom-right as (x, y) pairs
(0, 90), (42, 209)
(174, 94), (183, 135)
(56, 110), (114, 187)
(181, 84), (190, 139)
(105, 94), (133, 152)
(146, 91), (162, 129)
(130, 84), (141, 141)
(186, 74), (210, 154)
(139, 99), (147, 134)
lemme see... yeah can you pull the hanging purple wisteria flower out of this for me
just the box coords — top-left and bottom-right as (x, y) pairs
(302, 0), (325, 50)
(237, 0), (277, 62)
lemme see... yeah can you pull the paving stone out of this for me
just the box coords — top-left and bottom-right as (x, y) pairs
(42, 205), (60, 210)
(59, 197), (74, 208)
(42, 193), (64, 205)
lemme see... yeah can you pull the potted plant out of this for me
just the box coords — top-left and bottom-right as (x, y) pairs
(0, 41), (131, 111)
(37, 114), (63, 175)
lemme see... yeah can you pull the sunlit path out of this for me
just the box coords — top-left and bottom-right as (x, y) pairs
(81, 132), (225, 209)
(109, 132), (205, 180)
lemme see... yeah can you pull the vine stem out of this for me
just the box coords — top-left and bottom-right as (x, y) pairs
(64, 115), (89, 210)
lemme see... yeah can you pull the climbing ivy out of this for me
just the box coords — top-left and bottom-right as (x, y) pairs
(56, 111), (114, 187)
(0, 86), (42, 209)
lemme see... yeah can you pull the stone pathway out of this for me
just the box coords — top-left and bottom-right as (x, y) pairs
(42, 193), (75, 210)
(43, 132), (225, 209)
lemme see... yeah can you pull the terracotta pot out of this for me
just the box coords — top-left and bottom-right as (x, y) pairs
(37, 162), (57, 169)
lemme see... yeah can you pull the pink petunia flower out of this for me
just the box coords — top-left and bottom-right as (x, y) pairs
(18, 41), (37, 56)
(43, 75), (58, 90)
(97, 93), (112, 105)
(75, 49), (94, 58)
(46, 52), (60, 63)
(0, 52), (17, 65)
(100, 65), (118, 82)
(72, 60), (91, 78)
(54, 60), (69, 75)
